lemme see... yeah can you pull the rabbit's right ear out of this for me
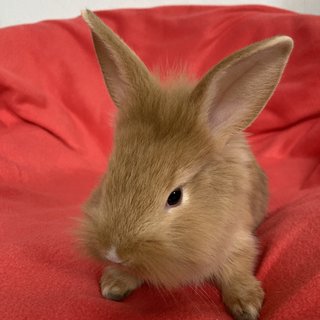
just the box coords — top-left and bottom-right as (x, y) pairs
(82, 9), (153, 108)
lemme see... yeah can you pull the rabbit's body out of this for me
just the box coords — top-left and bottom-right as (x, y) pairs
(80, 10), (292, 320)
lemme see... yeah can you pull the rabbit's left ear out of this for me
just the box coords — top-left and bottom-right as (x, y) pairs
(191, 36), (293, 143)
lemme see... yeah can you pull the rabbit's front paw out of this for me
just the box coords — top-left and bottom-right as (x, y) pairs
(100, 267), (143, 301)
(222, 276), (264, 320)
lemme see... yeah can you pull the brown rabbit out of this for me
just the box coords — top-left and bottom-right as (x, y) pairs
(79, 9), (293, 320)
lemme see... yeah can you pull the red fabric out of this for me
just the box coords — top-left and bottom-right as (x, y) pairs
(0, 5), (319, 320)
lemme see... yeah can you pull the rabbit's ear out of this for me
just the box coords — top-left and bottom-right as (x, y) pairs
(191, 36), (293, 144)
(82, 9), (153, 108)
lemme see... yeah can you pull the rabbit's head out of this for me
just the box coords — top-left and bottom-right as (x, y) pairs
(80, 10), (292, 288)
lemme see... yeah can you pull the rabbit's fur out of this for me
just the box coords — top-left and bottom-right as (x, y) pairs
(80, 9), (293, 320)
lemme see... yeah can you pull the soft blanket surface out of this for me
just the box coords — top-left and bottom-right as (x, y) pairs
(0, 5), (319, 320)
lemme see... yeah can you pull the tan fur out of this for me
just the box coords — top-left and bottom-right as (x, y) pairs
(79, 9), (293, 320)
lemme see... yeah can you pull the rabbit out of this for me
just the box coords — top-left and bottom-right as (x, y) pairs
(79, 9), (293, 320)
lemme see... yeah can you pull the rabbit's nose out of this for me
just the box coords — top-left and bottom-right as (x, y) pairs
(105, 245), (123, 264)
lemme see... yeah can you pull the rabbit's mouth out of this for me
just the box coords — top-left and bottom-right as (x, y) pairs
(105, 246), (123, 264)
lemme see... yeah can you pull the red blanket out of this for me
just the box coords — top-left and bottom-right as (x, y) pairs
(0, 5), (319, 320)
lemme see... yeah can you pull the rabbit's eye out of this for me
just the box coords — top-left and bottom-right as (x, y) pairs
(167, 188), (182, 207)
